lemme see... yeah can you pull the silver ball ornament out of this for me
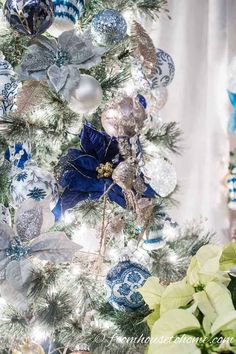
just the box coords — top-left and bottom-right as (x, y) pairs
(91, 9), (127, 46)
(68, 74), (103, 114)
(151, 86), (168, 110)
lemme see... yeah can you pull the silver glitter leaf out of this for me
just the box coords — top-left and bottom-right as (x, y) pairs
(48, 65), (81, 101)
(0, 223), (14, 250)
(15, 208), (43, 242)
(47, 64), (69, 93)
(32, 35), (58, 53)
(58, 29), (104, 69)
(5, 259), (33, 292)
(0, 280), (28, 311)
(29, 232), (81, 262)
(16, 45), (55, 80)
(14, 199), (55, 242)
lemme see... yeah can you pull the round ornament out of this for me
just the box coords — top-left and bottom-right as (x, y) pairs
(91, 8), (127, 46)
(10, 162), (59, 209)
(154, 48), (175, 87)
(47, 0), (85, 37)
(0, 203), (11, 225)
(68, 74), (103, 114)
(4, 0), (54, 36)
(14, 340), (45, 354)
(101, 95), (146, 138)
(151, 86), (168, 110)
(106, 259), (151, 311)
(5, 143), (31, 169)
(144, 156), (177, 198)
(143, 213), (178, 250)
(0, 54), (20, 116)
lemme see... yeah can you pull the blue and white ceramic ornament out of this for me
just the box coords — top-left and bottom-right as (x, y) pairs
(0, 204), (11, 226)
(5, 143), (31, 169)
(143, 212), (178, 250)
(153, 49), (175, 87)
(47, 0), (85, 37)
(4, 0), (54, 36)
(227, 166), (236, 210)
(106, 259), (151, 311)
(0, 54), (20, 116)
(10, 162), (59, 209)
(91, 9), (127, 46)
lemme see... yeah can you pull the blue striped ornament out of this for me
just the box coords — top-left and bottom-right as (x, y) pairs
(227, 168), (236, 210)
(47, 0), (85, 37)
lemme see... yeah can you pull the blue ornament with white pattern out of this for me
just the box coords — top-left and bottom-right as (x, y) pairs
(4, 0), (54, 36)
(47, 0), (85, 37)
(5, 143), (31, 169)
(106, 259), (151, 311)
(0, 55), (20, 116)
(91, 9), (127, 46)
(153, 48), (175, 87)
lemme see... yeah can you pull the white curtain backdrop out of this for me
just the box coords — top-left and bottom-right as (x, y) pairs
(142, 0), (236, 242)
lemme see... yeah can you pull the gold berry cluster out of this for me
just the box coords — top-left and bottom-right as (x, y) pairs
(96, 162), (113, 178)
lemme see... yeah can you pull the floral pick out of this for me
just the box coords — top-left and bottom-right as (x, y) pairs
(16, 29), (105, 101)
(0, 199), (81, 310)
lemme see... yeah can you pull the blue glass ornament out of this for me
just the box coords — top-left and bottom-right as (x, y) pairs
(91, 9), (127, 46)
(228, 91), (236, 133)
(137, 94), (147, 109)
(154, 48), (175, 87)
(5, 143), (31, 169)
(106, 259), (151, 311)
(4, 0), (54, 36)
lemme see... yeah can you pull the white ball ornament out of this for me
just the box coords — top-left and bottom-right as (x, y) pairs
(0, 53), (20, 116)
(68, 74), (103, 114)
(10, 162), (59, 210)
(47, 0), (85, 37)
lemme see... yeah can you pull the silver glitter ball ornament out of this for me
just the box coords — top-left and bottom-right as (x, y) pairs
(91, 9), (127, 46)
(144, 156), (177, 198)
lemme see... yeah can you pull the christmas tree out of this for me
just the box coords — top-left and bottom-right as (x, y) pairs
(0, 0), (231, 353)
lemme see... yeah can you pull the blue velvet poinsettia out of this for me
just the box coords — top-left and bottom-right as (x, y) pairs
(52, 123), (156, 220)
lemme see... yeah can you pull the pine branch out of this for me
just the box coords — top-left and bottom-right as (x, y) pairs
(29, 265), (62, 299)
(99, 302), (150, 338)
(0, 161), (11, 205)
(145, 122), (182, 154)
(0, 306), (29, 346)
(36, 290), (76, 329)
(0, 31), (28, 67)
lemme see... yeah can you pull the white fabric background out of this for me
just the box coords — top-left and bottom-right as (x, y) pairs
(142, 0), (236, 242)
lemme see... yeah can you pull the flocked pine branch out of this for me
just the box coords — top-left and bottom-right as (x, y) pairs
(145, 122), (182, 154)
(0, 31), (28, 67)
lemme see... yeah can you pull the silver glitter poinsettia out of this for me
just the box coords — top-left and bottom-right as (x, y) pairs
(0, 199), (81, 310)
(16, 29), (104, 100)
